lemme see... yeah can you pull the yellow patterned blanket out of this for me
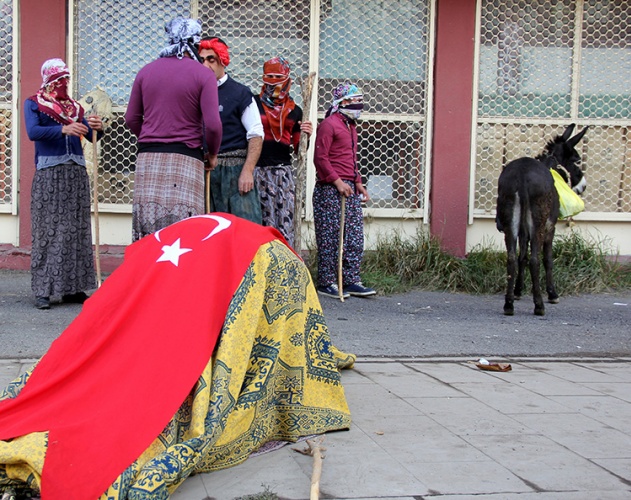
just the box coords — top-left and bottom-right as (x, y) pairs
(0, 240), (354, 498)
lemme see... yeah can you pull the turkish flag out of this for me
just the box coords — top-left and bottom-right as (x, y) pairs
(0, 214), (282, 499)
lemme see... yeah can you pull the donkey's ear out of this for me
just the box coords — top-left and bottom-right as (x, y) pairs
(567, 126), (589, 148)
(561, 123), (576, 142)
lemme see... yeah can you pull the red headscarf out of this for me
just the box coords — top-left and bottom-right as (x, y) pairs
(198, 37), (230, 67)
(259, 57), (295, 142)
(30, 58), (84, 125)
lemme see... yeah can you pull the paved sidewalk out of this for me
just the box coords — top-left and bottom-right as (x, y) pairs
(3, 357), (630, 499)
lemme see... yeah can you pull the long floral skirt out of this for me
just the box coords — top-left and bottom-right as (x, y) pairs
(30, 163), (96, 298)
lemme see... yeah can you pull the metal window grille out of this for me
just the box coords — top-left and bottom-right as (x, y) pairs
(0, 0), (13, 207)
(72, 0), (433, 217)
(318, 0), (433, 213)
(474, 0), (631, 217)
(72, 0), (193, 206)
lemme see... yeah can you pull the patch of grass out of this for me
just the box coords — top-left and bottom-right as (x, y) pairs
(455, 244), (507, 294)
(361, 228), (463, 293)
(306, 227), (631, 296)
(233, 485), (279, 500)
(551, 232), (631, 294)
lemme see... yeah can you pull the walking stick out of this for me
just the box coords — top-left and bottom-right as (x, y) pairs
(294, 71), (316, 253)
(79, 89), (113, 288)
(338, 195), (346, 302)
(205, 167), (211, 214)
(91, 128), (102, 288)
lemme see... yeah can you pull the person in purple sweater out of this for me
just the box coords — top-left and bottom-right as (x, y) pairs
(125, 17), (222, 241)
(313, 81), (376, 299)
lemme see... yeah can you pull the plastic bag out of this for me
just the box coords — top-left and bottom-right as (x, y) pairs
(550, 168), (584, 219)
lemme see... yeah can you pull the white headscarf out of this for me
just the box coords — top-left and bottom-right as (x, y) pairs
(40, 58), (70, 88)
(158, 17), (202, 60)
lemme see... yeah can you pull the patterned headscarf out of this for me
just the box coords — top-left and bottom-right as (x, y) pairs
(40, 58), (70, 88)
(159, 17), (202, 60)
(30, 58), (83, 125)
(259, 57), (295, 142)
(327, 81), (364, 119)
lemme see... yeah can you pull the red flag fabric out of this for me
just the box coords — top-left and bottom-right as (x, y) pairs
(0, 214), (281, 499)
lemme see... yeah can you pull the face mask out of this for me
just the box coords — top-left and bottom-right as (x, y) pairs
(339, 108), (362, 121)
(52, 78), (70, 100)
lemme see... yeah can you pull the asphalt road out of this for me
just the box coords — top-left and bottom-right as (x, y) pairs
(1, 269), (629, 359)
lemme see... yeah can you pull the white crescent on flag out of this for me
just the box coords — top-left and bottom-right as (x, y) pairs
(154, 215), (232, 266)
(197, 215), (232, 241)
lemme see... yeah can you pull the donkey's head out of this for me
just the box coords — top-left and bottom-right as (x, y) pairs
(538, 124), (589, 194)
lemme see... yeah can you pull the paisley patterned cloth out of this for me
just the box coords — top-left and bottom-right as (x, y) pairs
(0, 240), (354, 498)
(254, 164), (296, 247)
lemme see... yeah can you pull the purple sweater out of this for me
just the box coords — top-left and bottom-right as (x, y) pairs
(125, 57), (222, 155)
(313, 112), (359, 184)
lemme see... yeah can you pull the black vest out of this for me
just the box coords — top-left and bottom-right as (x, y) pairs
(218, 75), (253, 153)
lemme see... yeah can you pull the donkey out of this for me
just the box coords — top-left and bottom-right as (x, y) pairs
(496, 124), (588, 316)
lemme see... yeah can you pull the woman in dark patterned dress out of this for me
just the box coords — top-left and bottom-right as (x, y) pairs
(24, 58), (103, 309)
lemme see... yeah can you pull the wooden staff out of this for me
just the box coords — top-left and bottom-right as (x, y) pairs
(294, 436), (326, 500)
(294, 71), (316, 254)
(338, 195), (346, 302)
(92, 128), (102, 288)
(205, 168), (211, 214)
(82, 90), (112, 287)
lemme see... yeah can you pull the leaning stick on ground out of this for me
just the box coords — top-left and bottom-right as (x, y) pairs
(293, 436), (326, 499)
(294, 71), (316, 254)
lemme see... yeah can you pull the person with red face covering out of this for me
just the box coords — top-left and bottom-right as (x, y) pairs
(24, 58), (104, 310)
(253, 56), (312, 247)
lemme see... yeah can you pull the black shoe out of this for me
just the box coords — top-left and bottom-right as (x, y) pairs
(62, 292), (89, 304)
(317, 284), (350, 299)
(35, 296), (51, 310)
(343, 282), (377, 297)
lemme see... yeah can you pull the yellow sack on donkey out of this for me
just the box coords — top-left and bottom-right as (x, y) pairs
(550, 168), (584, 219)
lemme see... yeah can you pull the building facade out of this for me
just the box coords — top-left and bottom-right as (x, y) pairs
(1, 0), (630, 270)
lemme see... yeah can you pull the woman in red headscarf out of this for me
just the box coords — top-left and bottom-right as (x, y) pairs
(253, 57), (313, 248)
(25, 58), (104, 310)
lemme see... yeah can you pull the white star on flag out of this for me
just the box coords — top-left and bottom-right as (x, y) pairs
(156, 238), (192, 266)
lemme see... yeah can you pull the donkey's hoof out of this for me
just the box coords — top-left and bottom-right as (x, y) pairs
(548, 296), (560, 304)
(503, 306), (514, 316)
(534, 307), (545, 316)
